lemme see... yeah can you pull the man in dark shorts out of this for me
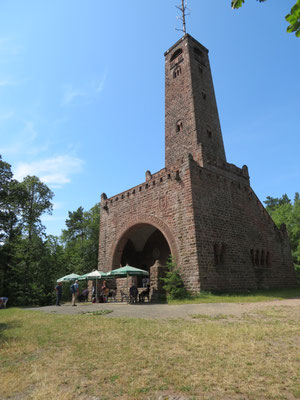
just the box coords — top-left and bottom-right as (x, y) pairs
(55, 282), (63, 306)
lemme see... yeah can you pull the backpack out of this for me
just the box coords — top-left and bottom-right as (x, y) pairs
(70, 284), (75, 293)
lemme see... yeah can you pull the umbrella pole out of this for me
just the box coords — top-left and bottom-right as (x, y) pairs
(127, 273), (129, 303)
(96, 277), (98, 303)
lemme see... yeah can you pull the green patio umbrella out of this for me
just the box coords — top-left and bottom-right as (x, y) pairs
(106, 265), (149, 301)
(57, 273), (81, 282)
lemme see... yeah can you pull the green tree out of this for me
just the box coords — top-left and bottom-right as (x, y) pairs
(0, 156), (25, 243)
(0, 155), (56, 305)
(61, 203), (100, 275)
(64, 206), (86, 242)
(0, 157), (27, 294)
(6, 235), (57, 306)
(231, 0), (300, 38)
(264, 193), (300, 265)
(20, 176), (54, 240)
(161, 257), (187, 300)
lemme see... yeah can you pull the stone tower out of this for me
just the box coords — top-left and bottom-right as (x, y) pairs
(165, 35), (226, 168)
(98, 34), (296, 292)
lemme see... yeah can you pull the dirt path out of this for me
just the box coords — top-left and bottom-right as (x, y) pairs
(26, 298), (300, 319)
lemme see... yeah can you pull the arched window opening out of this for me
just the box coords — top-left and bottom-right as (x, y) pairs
(214, 243), (225, 266)
(170, 48), (183, 62)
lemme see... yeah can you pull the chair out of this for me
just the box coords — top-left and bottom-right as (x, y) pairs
(108, 289), (117, 302)
(120, 290), (128, 302)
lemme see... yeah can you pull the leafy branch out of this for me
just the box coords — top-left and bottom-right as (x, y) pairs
(231, 0), (300, 38)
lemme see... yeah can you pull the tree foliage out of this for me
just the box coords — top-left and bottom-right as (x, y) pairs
(231, 0), (300, 38)
(61, 203), (100, 275)
(264, 193), (300, 265)
(161, 257), (187, 299)
(0, 154), (100, 306)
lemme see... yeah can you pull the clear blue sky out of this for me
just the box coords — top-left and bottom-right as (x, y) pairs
(0, 0), (299, 236)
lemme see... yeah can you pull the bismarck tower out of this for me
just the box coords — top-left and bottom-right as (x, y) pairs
(98, 32), (296, 292)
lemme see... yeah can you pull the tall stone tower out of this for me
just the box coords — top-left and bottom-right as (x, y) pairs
(98, 34), (296, 293)
(165, 35), (226, 168)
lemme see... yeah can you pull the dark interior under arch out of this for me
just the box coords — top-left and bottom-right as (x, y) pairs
(120, 224), (171, 285)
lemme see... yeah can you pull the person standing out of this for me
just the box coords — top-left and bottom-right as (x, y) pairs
(71, 280), (79, 306)
(129, 283), (138, 304)
(55, 282), (63, 306)
(0, 297), (8, 309)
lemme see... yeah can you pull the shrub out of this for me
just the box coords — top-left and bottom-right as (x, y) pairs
(160, 257), (188, 299)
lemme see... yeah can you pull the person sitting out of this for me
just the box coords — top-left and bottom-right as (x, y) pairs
(139, 286), (150, 302)
(79, 288), (89, 302)
(102, 287), (110, 303)
(129, 284), (138, 304)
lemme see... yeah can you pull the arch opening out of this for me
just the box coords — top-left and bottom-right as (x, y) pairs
(113, 223), (171, 287)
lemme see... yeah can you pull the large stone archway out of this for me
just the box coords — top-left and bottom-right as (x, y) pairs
(110, 214), (179, 271)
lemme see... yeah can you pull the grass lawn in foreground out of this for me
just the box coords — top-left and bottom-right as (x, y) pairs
(167, 288), (300, 305)
(0, 306), (300, 400)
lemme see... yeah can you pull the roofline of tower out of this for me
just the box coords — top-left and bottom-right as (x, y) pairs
(164, 33), (209, 57)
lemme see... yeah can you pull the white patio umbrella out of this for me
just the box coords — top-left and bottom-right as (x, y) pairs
(57, 273), (81, 282)
(78, 270), (107, 301)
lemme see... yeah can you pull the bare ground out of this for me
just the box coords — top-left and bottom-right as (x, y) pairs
(25, 298), (300, 320)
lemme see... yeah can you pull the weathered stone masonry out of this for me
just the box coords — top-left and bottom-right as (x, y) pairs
(98, 34), (297, 292)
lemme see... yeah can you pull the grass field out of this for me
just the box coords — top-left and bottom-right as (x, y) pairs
(167, 288), (300, 305)
(0, 305), (300, 400)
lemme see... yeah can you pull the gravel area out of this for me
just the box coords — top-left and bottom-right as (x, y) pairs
(25, 298), (300, 319)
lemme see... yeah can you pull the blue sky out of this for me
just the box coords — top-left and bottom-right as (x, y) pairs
(0, 0), (299, 236)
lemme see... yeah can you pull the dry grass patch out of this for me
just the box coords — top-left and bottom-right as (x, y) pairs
(0, 307), (299, 399)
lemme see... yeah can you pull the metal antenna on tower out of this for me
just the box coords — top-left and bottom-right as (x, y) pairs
(175, 0), (190, 34)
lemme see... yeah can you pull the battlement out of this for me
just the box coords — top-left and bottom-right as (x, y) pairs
(101, 164), (183, 211)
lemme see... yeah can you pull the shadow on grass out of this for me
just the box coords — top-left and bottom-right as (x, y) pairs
(0, 320), (21, 343)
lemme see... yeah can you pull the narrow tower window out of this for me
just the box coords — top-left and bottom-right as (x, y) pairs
(173, 66), (182, 78)
(176, 120), (183, 133)
(260, 250), (265, 266)
(255, 250), (260, 266)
